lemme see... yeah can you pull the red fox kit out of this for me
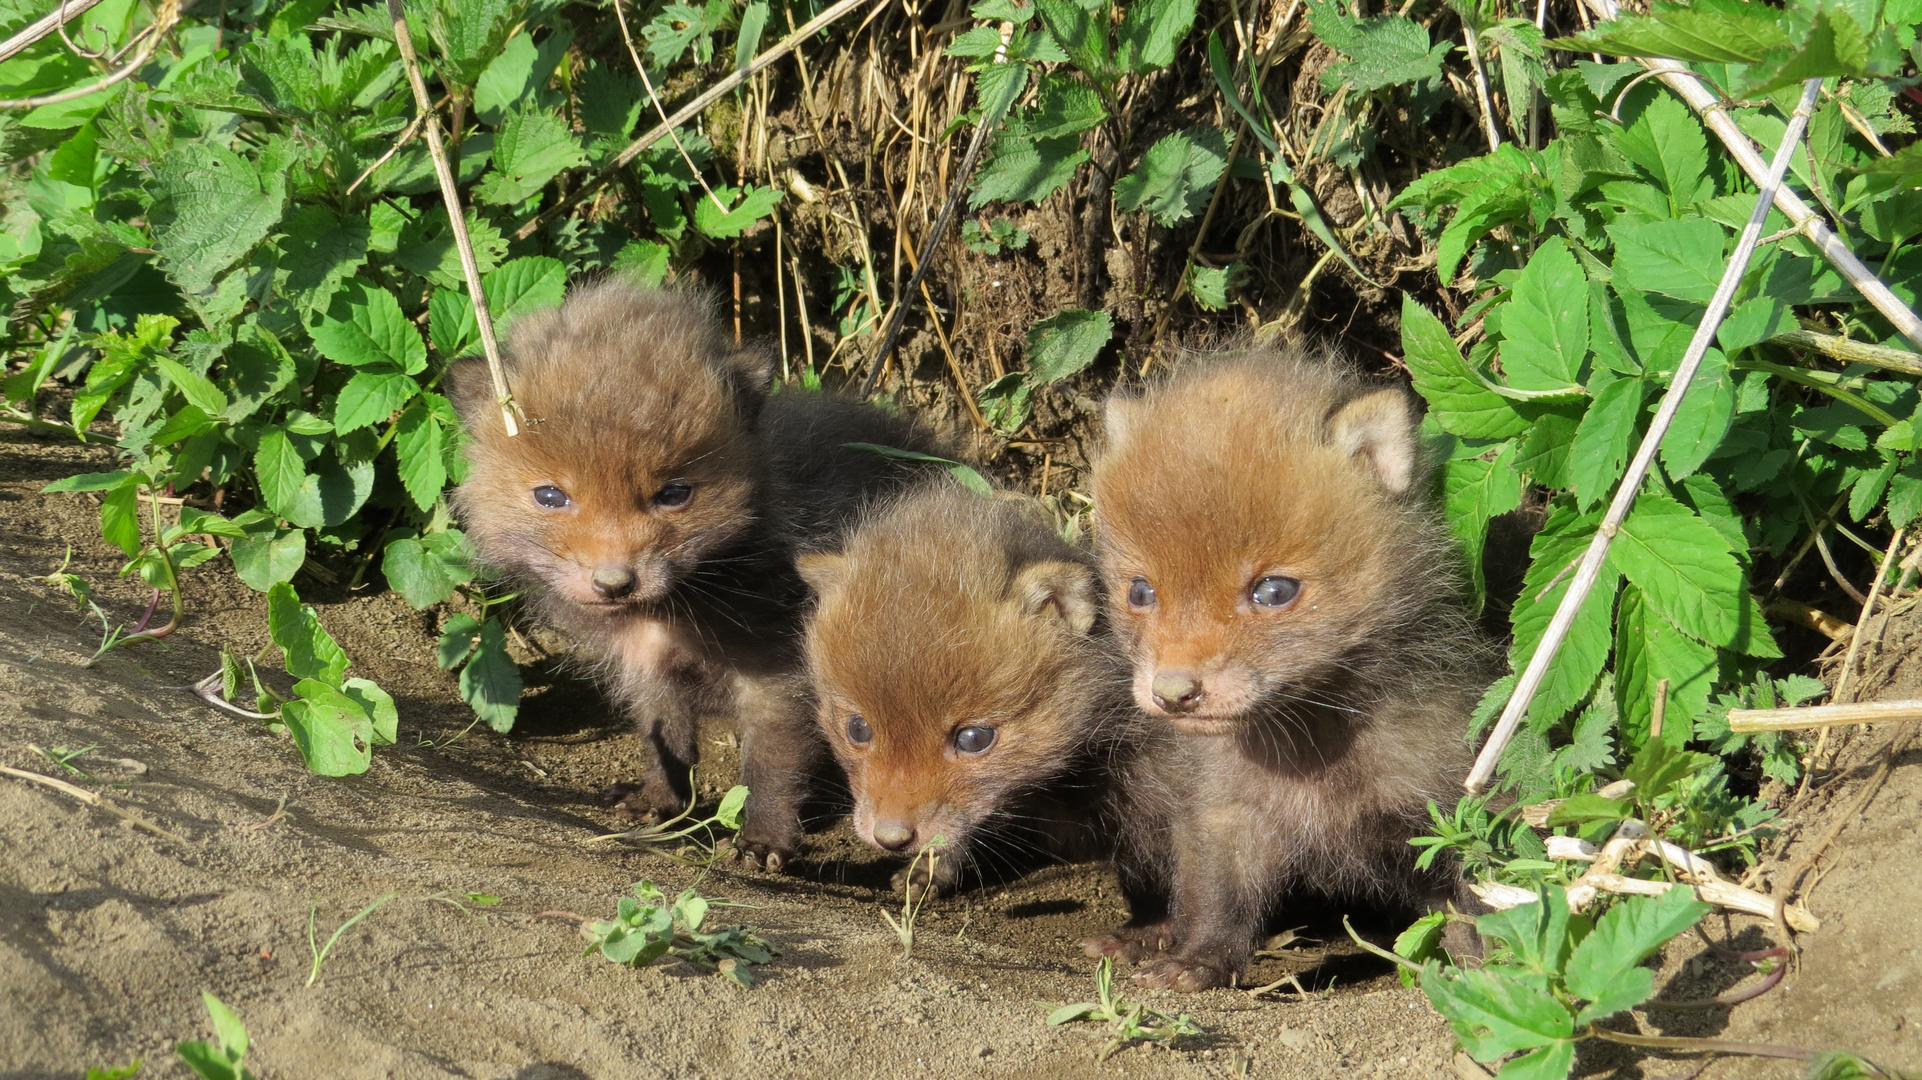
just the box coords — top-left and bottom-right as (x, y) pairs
(1087, 353), (1487, 990)
(451, 281), (938, 870)
(797, 485), (1160, 894)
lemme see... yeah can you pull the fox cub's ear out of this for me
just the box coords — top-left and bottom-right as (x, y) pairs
(1012, 560), (1099, 635)
(796, 552), (847, 598)
(445, 358), (504, 428)
(1328, 388), (1419, 495)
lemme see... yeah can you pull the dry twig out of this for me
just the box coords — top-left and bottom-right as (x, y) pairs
(0, 0), (108, 63)
(0, 765), (188, 844)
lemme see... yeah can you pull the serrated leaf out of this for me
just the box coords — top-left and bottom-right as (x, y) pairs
(693, 185), (783, 239)
(1545, 792), (1633, 825)
(278, 205), (370, 314)
(1612, 489), (1743, 647)
(1028, 74), (1107, 139)
(383, 529), (473, 609)
(1609, 218), (1726, 303)
(977, 372), (1033, 435)
(332, 369), (419, 433)
(1615, 582), (1719, 749)
(43, 470), (140, 493)
(1474, 887), (1571, 977)
(395, 402), (448, 513)
(1114, 128), (1229, 226)
(1508, 500), (1617, 726)
(483, 256), (566, 333)
(1567, 887), (1710, 1023)
(1187, 261), (1244, 311)
(1026, 309), (1112, 383)
(1568, 370), (1641, 509)
(149, 140), (287, 294)
(1323, 13), (1451, 95)
(1444, 440), (1523, 614)
(253, 429), (313, 524)
(1035, 0), (1113, 84)
(459, 618), (522, 732)
(1550, 9), (1791, 63)
(99, 483), (141, 558)
(1744, 8), (1870, 96)
(1115, 0), (1197, 73)
(1715, 296), (1788, 355)
(267, 581), (349, 687)
(971, 132), (1085, 208)
(1494, 1042), (1577, 1080)
(1401, 297), (1529, 439)
(1421, 963), (1572, 1060)
(311, 282), (428, 374)
(1501, 237), (1589, 392)
(1613, 89), (1714, 212)
(475, 106), (585, 206)
(1658, 348), (1734, 479)
(438, 612), (482, 669)
(154, 355), (229, 417)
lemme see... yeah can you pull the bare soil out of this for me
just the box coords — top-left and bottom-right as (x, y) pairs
(2, 426), (1918, 1080)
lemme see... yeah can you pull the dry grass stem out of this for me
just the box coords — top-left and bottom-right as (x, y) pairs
(0, 0), (176, 109)
(0, 0), (108, 63)
(1729, 699), (1922, 733)
(0, 764), (188, 843)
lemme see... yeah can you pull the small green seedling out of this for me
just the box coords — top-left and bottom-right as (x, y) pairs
(591, 783), (750, 866)
(879, 835), (945, 959)
(426, 890), (503, 915)
(961, 217), (1030, 255)
(586, 880), (778, 987)
(175, 992), (257, 1080)
(307, 891), (398, 986)
(32, 743), (97, 778)
(1046, 958), (1204, 1060)
(85, 1063), (142, 1080)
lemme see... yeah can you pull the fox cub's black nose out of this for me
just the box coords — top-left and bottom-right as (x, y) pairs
(592, 566), (636, 599)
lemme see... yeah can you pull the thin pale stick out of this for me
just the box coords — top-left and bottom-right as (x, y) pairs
(1465, 78), (1824, 794)
(512, 0), (883, 243)
(0, 0), (175, 109)
(1766, 329), (1922, 377)
(1461, 22), (1502, 152)
(0, 0), (106, 63)
(1729, 699), (1922, 733)
(1585, 0), (1922, 352)
(609, 0), (729, 215)
(0, 765), (188, 843)
(1833, 526), (1905, 704)
(385, 0), (518, 436)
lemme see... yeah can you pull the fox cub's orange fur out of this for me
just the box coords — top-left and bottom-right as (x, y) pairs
(1087, 352), (1488, 990)
(799, 485), (1161, 894)
(451, 280), (938, 870)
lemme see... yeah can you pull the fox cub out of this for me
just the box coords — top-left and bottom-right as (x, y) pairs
(451, 281), (939, 870)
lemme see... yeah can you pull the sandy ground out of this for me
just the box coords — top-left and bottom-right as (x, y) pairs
(0, 424), (1917, 1080)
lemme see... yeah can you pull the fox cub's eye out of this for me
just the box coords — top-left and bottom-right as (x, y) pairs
(846, 715), (872, 744)
(654, 482), (693, 508)
(532, 485), (571, 509)
(1250, 576), (1301, 608)
(954, 726), (997, 755)
(1127, 577), (1156, 609)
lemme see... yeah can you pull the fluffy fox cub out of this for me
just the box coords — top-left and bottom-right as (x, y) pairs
(798, 485), (1158, 894)
(450, 280), (938, 870)
(1086, 352), (1488, 990)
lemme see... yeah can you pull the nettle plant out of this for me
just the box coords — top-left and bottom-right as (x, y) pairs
(3, 0), (782, 761)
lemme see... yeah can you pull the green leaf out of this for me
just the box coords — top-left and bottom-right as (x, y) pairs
(475, 106), (586, 205)
(1028, 74), (1107, 139)
(1026, 308), (1112, 383)
(1550, 9), (1790, 63)
(1609, 218), (1726, 303)
(1568, 370), (1642, 509)
(154, 356), (229, 417)
(382, 529), (473, 609)
(281, 683), (375, 776)
(1047, 1003), (1099, 1025)
(430, 288), (481, 359)
(1401, 297), (1528, 439)
(1034, 0), (1114, 85)
(230, 522), (304, 591)
(1116, 0), (1197, 73)
(254, 429), (315, 526)
(1612, 89), (1714, 212)
(1614, 582), (1719, 749)
(202, 991), (248, 1060)
(472, 33), (538, 124)
(1473, 886), (1570, 976)
(1501, 238), (1589, 392)
(483, 256), (566, 334)
(1658, 348), (1734, 479)
(611, 239), (672, 288)
(1567, 887), (1710, 1024)
(393, 209), (507, 290)
(1421, 963), (1573, 1060)
(311, 282), (428, 374)
(459, 618), (522, 733)
(1611, 489), (1743, 647)
(332, 369), (419, 434)
(1318, 8), (1451, 94)
(1187, 261), (1244, 311)
(438, 612), (482, 669)
(342, 677), (398, 746)
(1114, 128), (1229, 226)
(220, 334), (297, 423)
(715, 784), (749, 829)
(43, 470), (140, 493)
(278, 206), (371, 314)
(1444, 439), (1523, 614)
(693, 185), (783, 239)
(1508, 500), (1617, 726)
(971, 132), (1085, 208)
(1716, 296), (1788, 355)
(977, 372), (1033, 435)
(100, 482), (142, 558)
(1544, 793), (1632, 825)
(266, 582), (349, 687)
(395, 402), (448, 513)
(1743, 8), (1870, 96)
(1494, 1042), (1576, 1080)
(149, 140), (287, 294)
(843, 443), (995, 497)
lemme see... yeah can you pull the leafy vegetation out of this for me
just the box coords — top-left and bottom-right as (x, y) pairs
(176, 993), (258, 1080)
(586, 879), (779, 986)
(1044, 957), (1203, 1060)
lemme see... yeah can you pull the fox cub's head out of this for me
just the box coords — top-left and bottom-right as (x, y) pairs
(451, 281), (772, 610)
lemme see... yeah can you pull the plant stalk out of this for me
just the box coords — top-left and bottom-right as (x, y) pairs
(1465, 78), (1824, 794)
(385, 0), (519, 437)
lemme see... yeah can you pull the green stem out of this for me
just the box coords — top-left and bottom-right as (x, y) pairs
(1738, 357), (1904, 427)
(1583, 1025), (1814, 1062)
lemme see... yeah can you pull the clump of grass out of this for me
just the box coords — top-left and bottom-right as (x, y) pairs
(307, 891), (398, 987)
(1046, 958), (1204, 1060)
(585, 880), (778, 987)
(879, 835), (944, 959)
